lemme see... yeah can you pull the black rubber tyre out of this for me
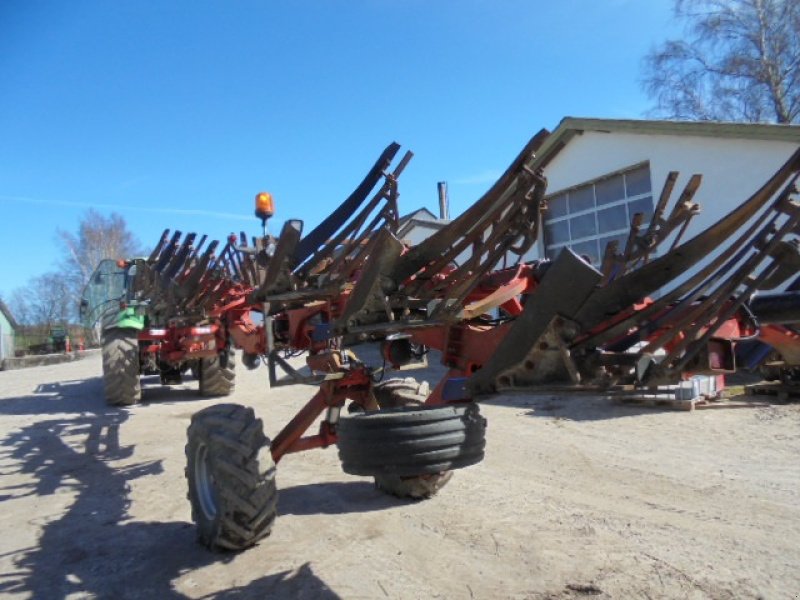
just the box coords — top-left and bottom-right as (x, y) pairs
(373, 470), (454, 499)
(363, 378), (461, 499)
(372, 377), (429, 409)
(759, 364), (781, 381)
(185, 404), (277, 551)
(199, 346), (236, 396)
(338, 403), (486, 475)
(101, 328), (141, 406)
(338, 378), (486, 499)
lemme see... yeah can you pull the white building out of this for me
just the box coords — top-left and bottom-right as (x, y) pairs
(529, 117), (800, 264)
(396, 207), (446, 246)
(0, 300), (18, 362)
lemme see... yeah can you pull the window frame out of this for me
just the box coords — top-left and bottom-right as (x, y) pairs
(543, 162), (653, 266)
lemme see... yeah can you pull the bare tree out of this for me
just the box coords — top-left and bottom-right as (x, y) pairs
(26, 272), (73, 326)
(6, 289), (33, 326)
(643, 0), (800, 123)
(56, 209), (142, 314)
(4, 211), (141, 352)
(7, 272), (72, 352)
(57, 209), (142, 286)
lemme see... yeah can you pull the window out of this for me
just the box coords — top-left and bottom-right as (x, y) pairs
(543, 164), (653, 266)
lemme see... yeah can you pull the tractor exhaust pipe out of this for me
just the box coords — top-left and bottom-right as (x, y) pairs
(437, 181), (449, 220)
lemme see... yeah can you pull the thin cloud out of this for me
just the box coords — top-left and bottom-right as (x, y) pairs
(0, 194), (252, 221)
(118, 175), (149, 189)
(452, 169), (502, 185)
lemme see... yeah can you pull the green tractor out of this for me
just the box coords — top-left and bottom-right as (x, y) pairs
(80, 258), (234, 406)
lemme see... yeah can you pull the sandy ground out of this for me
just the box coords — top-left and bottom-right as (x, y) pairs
(0, 349), (798, 600)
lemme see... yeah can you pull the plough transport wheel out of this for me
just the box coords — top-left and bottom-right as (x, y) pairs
(185, 404), (277, 551)
(338, 379), (486, 499)
(373, 378), (450, 498)
(101, 327), (141, 406)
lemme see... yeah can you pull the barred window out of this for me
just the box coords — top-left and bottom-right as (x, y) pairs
(543, 163), (653, 266)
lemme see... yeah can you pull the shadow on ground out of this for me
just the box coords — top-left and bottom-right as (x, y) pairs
(278, 481), (412, 516)
(0, 373), (210, 418)
(0, 376), (340, 599)
(479, 392), (671, 421)
(195, 563), (340, 599)
(139, 374), (215, 405)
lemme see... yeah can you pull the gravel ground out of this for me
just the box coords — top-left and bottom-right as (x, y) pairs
(0, 349), (798, 599)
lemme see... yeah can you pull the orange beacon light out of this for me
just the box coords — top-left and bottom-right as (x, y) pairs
(255, 192), (275, 220)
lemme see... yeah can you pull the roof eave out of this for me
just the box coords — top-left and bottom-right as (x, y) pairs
(530, 116), (800, 169)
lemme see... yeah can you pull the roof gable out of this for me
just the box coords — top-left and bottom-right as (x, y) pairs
(532, 117), (800, 169)
(397, 217), (448, 240)
(398, 207), (438, 227)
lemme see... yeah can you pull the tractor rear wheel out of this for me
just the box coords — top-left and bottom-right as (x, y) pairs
(101, 328), (141, 406)
(185, 403), (277, 551)
(338, 378), (486, 500)
(199, 347), (236, 396)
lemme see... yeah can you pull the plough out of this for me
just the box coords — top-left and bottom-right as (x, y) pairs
(86, 131), (800, 551)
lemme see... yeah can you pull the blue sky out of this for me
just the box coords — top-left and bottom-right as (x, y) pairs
(0, 0), (677, 299)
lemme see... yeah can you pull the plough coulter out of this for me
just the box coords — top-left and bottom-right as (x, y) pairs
(84, 131), (800, 551)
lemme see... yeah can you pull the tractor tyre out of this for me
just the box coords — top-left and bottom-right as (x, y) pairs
(185, 403), (277, 551)
(338, 378), (486, 500)
(101, 328), (141, 406)
(199, 347), (236, 397)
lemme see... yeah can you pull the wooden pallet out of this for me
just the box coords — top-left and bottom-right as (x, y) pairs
(744, 382), (800, 402)
(614, 395), (707, 411)
(613, 394), (776, 411)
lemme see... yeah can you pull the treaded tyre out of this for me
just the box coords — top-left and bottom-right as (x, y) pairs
(372, 377), (429, 409)
(371, 378), (453, 499)
(199, 346), (236, 396)
(101, 327), (141, 406)
(372, 471), (454, 499)
(374, 378), (452, 498)
(338, 378), (486, 499)
(185, 403), (277, 551)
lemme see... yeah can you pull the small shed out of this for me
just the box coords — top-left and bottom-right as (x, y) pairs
(0, 300), (18, 361)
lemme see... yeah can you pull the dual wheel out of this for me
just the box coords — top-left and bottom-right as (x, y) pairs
(184, 377), (486, 551)
(340, 378), (487, 499)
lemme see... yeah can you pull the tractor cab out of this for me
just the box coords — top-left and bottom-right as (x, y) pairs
(80, 258), (143, 330)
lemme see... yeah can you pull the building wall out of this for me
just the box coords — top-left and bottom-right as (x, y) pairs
(536, 130), (800, 258)
(0, 311), (15, 360)
(398, 222), (442, 246)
